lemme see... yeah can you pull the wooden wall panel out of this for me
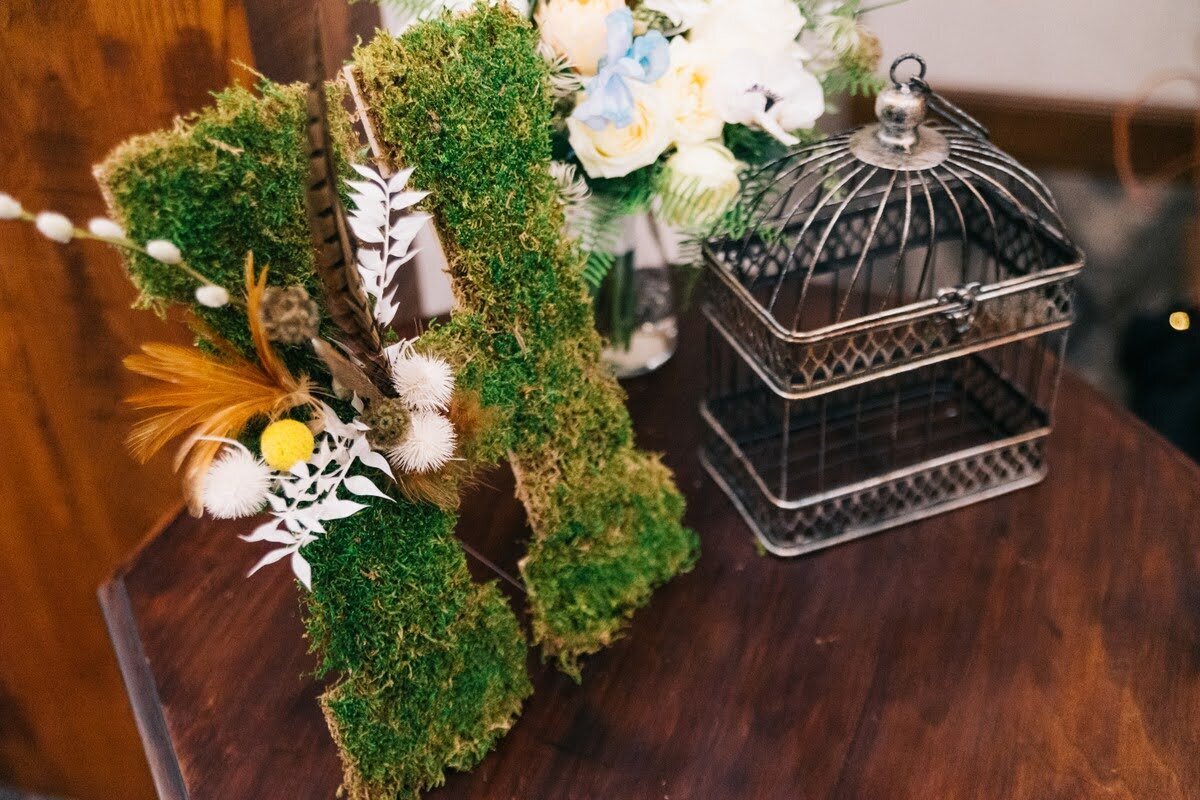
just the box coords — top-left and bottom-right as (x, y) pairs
(0, 2), (254, 797)
(243, 0), (380, 83)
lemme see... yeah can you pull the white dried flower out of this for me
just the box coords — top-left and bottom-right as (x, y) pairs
(35, 212), (74, 243)
(145, 239), (182, 265)
(87, 217), (125, 239)
(0, 193), (23, 220)
(389, 410), (456, 474)
(550, 161), (591, 208)
(195, 284), (230, 308)
(203, 446), (274, 519)
(391, 352), (455, 410)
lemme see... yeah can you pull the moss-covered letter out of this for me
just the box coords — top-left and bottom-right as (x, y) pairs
(98, 82), (531, 799)
(354, 6), (699, 674)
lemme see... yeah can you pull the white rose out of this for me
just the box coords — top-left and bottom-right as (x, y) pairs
(663, 37), (725, 146)
(689, 0), (806, 60)
(658, 141), (744, 229)
(710, 47), (825, 145)
(537, 0), (627, 76)
(568, 81), (676, 179)
(640, 0), (715, 29)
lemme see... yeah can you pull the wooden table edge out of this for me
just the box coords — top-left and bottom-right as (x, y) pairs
(98, 578), (189, 800)
(98, 502), (190, 800)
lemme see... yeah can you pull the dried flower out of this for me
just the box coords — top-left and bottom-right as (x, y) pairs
(852, 30), (883, 74)
(260, 419), (316, 471)
(389, 410), (456, 473)
(88, 217), (125, 239)
(35, 212), (74, 243)
(0, 194), (23, 220)
(145, 239), (182, 264)
(194, 285), (230, 308)
(203, 444), (274, 519)
(361, 398), (412, 450)
(390, 351), (455, 411)
(550, 161), (591, 208)
(259, 285), (320, 345)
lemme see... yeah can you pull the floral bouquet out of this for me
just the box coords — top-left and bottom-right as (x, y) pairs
(381, 0), (885, 303)
(533, 0), (885, 282)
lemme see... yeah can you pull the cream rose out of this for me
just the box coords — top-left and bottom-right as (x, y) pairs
(689, 0), (806, 60)
(568, 81), (676, 179)
(663, 37), (725, 146)
(537, 0), (627, 76)
(658, 141), (744, 229)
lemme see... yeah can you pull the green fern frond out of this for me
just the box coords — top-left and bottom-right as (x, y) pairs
(581, 249), (616, 291)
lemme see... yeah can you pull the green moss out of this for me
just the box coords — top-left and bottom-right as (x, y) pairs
(98, 80), (530, 799)
(99, 83), (319, 361)
(306, 499), (529, 798)
(355, 5), (699, 675)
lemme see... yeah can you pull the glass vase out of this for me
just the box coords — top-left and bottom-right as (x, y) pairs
(594, 214), (679, 379)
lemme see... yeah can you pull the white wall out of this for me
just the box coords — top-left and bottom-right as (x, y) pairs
(865, 0), (1200, 109)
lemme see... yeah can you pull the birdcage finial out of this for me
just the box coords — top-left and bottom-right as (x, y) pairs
(875, 54), (929, 151)
(849, 53), (949, 169)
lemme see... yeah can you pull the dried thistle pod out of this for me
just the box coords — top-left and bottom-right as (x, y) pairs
(259, 285), (320, 345)
(360, 398), (411, 449)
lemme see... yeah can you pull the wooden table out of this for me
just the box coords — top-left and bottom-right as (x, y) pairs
(100, 315), (1200, 800)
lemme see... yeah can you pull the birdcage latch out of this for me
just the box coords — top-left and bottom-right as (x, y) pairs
(936, 282), (983, 335)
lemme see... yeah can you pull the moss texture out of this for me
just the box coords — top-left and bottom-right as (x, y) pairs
(354, 6), (699, 675)
(98, 81), (530, 799)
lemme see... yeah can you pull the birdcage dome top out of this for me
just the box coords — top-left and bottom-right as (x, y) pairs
(706, 54), (1083, 339)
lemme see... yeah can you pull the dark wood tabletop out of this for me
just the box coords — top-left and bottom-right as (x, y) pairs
(100, 314), (1200, 800)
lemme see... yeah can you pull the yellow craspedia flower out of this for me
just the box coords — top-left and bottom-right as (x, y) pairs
(260, 419), (315, 471)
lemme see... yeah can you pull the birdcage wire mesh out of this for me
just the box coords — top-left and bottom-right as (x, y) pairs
(700, 55), (1084, 556)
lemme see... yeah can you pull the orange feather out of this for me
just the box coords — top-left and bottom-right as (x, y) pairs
(124, 254), (316, 514)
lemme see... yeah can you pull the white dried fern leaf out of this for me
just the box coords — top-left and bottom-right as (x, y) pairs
(346, 163), (430, 327)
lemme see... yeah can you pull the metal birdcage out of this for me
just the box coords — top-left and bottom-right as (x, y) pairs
(700, 55), (1084, 556)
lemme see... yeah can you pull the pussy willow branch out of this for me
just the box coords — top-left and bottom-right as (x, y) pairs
(14, 210), (244, 308)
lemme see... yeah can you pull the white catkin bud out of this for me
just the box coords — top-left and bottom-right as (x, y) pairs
(194, 285), (230, 308)
(35, 212), (74, 243)
(87, 217), (125, 239)
(145, 239), (182, 265)
(0, 193), (23, 220)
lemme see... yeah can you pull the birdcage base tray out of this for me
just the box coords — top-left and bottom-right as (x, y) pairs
(700, 422), (1050, 558)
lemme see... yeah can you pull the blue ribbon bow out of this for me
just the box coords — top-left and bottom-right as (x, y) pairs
(572, 9), (670, 130)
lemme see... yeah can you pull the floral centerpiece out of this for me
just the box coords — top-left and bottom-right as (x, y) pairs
(378, 0), (885, 370)
(537, 0), (884, 274)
